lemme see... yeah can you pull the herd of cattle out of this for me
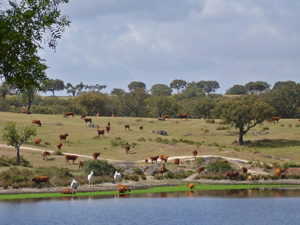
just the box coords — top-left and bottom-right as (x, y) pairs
(24, 111), (292, 191)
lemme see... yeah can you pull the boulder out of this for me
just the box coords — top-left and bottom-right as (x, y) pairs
(157, 130), (168, 136)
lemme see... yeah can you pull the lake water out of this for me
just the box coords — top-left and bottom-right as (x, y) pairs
(0, 189), (300, 225)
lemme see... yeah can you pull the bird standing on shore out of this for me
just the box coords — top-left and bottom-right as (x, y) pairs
(71, 179), (78, 194)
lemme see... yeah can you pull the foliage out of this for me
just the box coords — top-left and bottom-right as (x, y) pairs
(193, 97), (218, 119)
(206, 160), (232, 174)
(82, 160), (116, 176)
(65, 82), (84, 96)
(128, 81), (146, 91)
(183, 84), (205, 99)
(146, 95), (178, 117)
(0, 155), (32, 167)
(2, 121), (36, 165)
(225, 84), (247, 95)
(170, 79), (187, 93)
(151, 84), (172, 96)
(196, 80), (220, 94)
(111, 137), (128, 147)
(212, 95), (275, 144)
(245, 81), (270, 94)
(74, 91), (107, 115)
(43, 79), (65, 96)
(0, 0), (70, 93)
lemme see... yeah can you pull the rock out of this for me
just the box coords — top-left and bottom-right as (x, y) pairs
(87, 123), (96, 128)
(173, 169), (185, 174)
(157, 130), (168, 136)
(182, 133), (192, 136)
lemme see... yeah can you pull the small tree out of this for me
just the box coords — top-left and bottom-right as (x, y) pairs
(2, 121), (36, 165)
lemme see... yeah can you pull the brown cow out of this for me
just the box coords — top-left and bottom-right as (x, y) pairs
(271, 116), (280, 123)
(32, 119), (42, 127)
(125, 144), (130, 154)
(197, 166), (205, 175)
(125, 124), (130, 130)
(22, 110), (31, 114)
(145, 159), (148, 163)
(92, 152), (101, 160)
(62, 188), (73, 194)
(226, 171), (239, 180)
(41, 150), (51, 160)
(65, 155), (78, 164)
(97, 129), (105, 137)
(221, 159), (228, 163)
(174, 158), (180, 167)
(57, 143), (63, 150)
(259, 174), (264, 180)
(150, 156), (159, 163)
(81, 114), (86, 119)
(248, 175), (253, 181)
(84, 118), (92, 124)
(96, 113), (100, 117)
(178, 113), (187, 120)
(59, 133), (69, 143)
(31, 176), (49, 184)
(192, 150), (197, 159)
(160, 155), (169, 163)
(65, 112), (75, 117)
(34, 138), (42, 145)
(159, 165), (164, 175)
(117, 184), (131, 192)
(186, 183), (195, 190)
(139, 126), (143, 131)
(162, 115), (170, 119)
(79, 161), (84, 170)
(241, 167), (248, 174)
(275, 168), (286, 178)
(106, 125), (110, 133)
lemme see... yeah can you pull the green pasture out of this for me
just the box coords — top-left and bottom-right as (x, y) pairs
(0, 184), (298, 201)
(0, 111), (299, 172)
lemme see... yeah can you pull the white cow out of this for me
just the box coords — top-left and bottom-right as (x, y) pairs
(114, 171), (122, 183)
(88, 171), (94, 187)
(71, 179), (78, 194)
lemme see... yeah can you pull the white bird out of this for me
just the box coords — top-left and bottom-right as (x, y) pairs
(114, 171), (122, 183)
(71, 179), (78, 194)
(88, 171), (94, 187)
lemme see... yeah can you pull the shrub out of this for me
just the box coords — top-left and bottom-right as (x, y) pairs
(282, 163), (300, 169)
(206, 160), (232, 174)
(206, 119), (215, 124)
(155, 137), (163, 143)
(137, 137), (146, 142)
(164, 172), (175, 179)
(262, 127), (269, 131)
(53, 150), (63, 155)
(133, 168), (144, 176)
(216, 126), (230, 130)
(129, 175), (139, 181)
(196, 157), (205, 165)
(83, 160), (116, 176)
(111, 137), (128, 147)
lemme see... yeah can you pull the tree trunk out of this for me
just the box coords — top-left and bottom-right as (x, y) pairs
(239, 128), (245, 145)
(27, 98), (32, 111)
(16, 146), (20, 166)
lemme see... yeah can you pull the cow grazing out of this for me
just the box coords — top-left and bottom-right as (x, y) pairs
(65, 155), (78, 164)
(178, 113), (187, 120)
(31, 176), (49, 184)
(65, 112), (75, 117)
(150, 156), (159, 163)
(62, 188), (73, 194)
(106, 125), (110, 133)
(41, 150), (51, 160)
(107, 122), (111, 126)
(114, 171), (122, 183)
(34, 138), (42, 145)
(271, 116), (280, 123)
(22, 110), (31, 114)
(96, 113), (100, 117)
(160, 155), (169, 163)
(125, 144), (130, 154)
(59, 133), (69, 143)
(92, 152), (101, 160)
(117, 184), (131, 192)
(226, 171), (239, 180)
(275, 168), (286, 178)
(125, 125), (130, 130)
(79, 161), (84, 170)
(81, 114), (86, 119)
(96, 124), (105, 137)
(197, 167), (205, 175)
(139, 126), (143, 131)
(241, 167), (248, 174)
(221, 159), (228, 163)
(145, 159), (148, 163)
(162, 115), (170, 119)
(248, 175), (253, 181)
(84, 118), (92, 124)
(159, 166), (164, 175)
(32, 119), (42, 127)
(88, 171), (94, 187)
(174, 158), (180, 167)
(192, 150), (197, 159)
(57, 143), (63, 150)
(186, 183), (195, 190)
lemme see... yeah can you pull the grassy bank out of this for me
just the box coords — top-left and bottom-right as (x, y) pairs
(0, 184), (299, 201)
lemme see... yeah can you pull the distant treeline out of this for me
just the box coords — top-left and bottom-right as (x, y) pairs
(0, 80), (299, 118)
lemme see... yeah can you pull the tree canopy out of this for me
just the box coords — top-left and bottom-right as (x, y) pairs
(0, 0), (70, 94)
(128, 81), (146, 91)
(212, 95), (275, 144)
(225, 85), (247, 95)
(170, 79), (187, 93)
(151, 84), (172, 96)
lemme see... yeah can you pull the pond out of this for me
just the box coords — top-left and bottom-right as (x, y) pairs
(0, 189), (299, 225)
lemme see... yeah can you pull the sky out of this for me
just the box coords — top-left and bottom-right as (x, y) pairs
(38, 0), (300, 95)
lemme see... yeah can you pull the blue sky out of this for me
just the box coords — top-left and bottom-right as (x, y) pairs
(38, 0), (300, 95)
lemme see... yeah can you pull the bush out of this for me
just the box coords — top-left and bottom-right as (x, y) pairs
(133, 168), (144, 176)
(164, 172), (175, 179)
(53, 150), (63, 155)
(206, 119), (215, 124)
(196, 157), (205, 165)
(206, 160), (232, 174)
(111, 137), (128, 147)
(282, 163), (300, 169)
(83, 160), (116, 176)
(137, 137), (146, 142)
(216, 126), (230, 130)
(0, 156), (33, 167)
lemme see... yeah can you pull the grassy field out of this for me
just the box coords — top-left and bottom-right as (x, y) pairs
(0, 184), (298, 201)
(0, 112), (299, 175)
